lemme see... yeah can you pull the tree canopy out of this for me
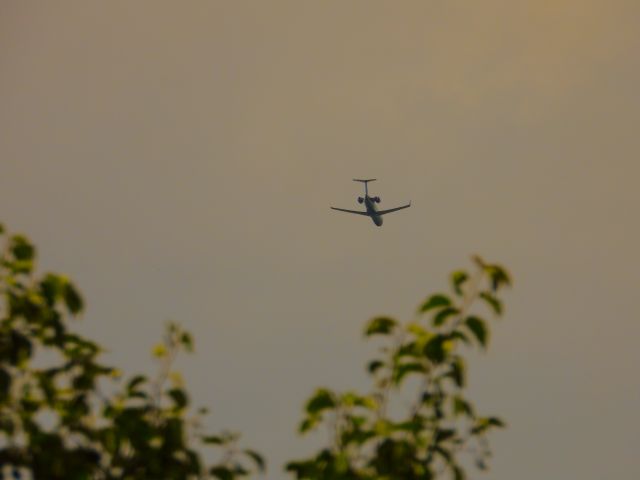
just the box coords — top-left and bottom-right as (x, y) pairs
(0, 222), (510, 479)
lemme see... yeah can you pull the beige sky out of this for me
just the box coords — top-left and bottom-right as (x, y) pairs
(2, 1), (639, 477)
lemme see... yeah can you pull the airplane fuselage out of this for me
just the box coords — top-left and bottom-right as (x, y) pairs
(364, 196), (383, 226)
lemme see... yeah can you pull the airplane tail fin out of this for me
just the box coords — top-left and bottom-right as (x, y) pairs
(353, 178), (376, 195)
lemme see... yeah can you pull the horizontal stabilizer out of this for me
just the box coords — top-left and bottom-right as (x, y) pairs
(353, 178), (376, 183)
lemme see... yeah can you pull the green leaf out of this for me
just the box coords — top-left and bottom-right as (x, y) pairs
(0, 368), (10, 400)
(453, 396), (474, 417)
(202, 435), (225, 445)
(480, 291), (502, 315)
(7, 331), (32, 365)
(433, 307), (459, 327)
(393, 418), (425, 434)
(397, 341), (420, 358)
(168, 387), (188, 410)
(299, 415), (320, 433)
(64, 282), (84, 314)
(180, 332), (194, 352)
(435, 428), (456, 443)
(152, 343), (167, 358)
(465, 316), (488, 347)
(244, 449), (266, 472)
(364, 316), (397, 336)
(209, 466), (234, 480)
(393, 362), (426, 384)
(454, 465), (466, 480)
(305, 388), (336, 414)
(341, 392), (376, 409)
(367, 359), (385, 374)
(423, 335), (449, 363)
(419, 294), (451, 313)
(488, 416), (506, 427)
(447, 357), (465, 387)
(450, 330), (470, 345)
(486, 264), (512, 291)
(127, 375), (147, 393)
(10, 235), (35, 261)
(39, 274), (65, 305)
(434, 445), (452, 461)
(0, 223), (4, 234)
(451, 270), (469, 295)
(471, 416), (506, 434)
(11, 260), (33, 274)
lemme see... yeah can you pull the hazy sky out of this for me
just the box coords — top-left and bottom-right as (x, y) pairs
(2, 1), (639, 478)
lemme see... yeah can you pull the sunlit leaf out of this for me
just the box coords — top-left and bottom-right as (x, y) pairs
(406, 322), (428, 337)
(152, 343), (167, 358)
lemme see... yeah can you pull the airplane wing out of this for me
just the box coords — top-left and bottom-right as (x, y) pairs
(330, 207), (370, 216)
(377, 202), (411, 216)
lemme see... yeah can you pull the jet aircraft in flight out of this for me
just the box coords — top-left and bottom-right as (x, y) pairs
(330, 179), (411, 227)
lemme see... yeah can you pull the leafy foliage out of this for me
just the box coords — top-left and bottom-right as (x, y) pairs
(287, 256), (511, 479)
(0, 223), (512, 479)
(0, 225), (263, 479)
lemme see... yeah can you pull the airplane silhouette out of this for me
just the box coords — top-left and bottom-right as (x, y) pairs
(331, 179), (411, 227)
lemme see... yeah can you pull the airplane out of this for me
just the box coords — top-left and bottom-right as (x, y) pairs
(330, 179), (411, 227)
